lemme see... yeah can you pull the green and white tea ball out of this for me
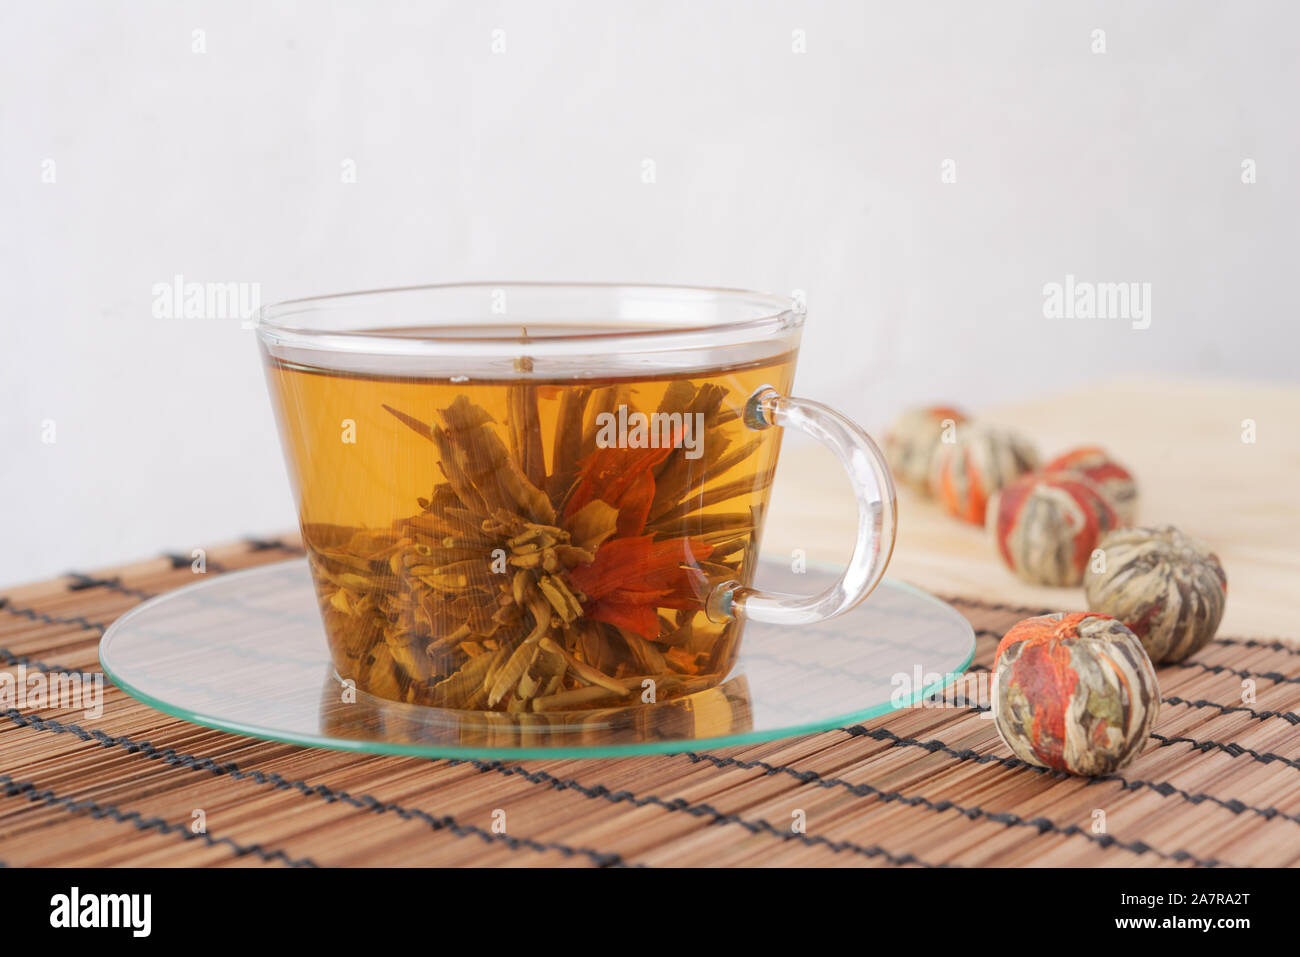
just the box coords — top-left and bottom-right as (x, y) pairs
(1084, 525), (1227, 664)
(929, 425), (1040, 524)
(987, 472), (1121, 586)
(992, 612), (1159, 777)
(884, 405), (968, 492)
(1042, 446), (1140, 525)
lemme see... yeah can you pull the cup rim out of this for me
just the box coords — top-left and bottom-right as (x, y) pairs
(256, 281), (803, 357)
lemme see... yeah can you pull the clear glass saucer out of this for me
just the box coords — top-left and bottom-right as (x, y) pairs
(99, 559), (974, 759)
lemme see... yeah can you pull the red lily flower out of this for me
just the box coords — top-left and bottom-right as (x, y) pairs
(563, 445), (673, 538)
(568, 535), (713, 639)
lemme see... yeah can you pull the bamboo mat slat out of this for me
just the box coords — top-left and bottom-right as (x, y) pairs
(2, 536), (1299, 867)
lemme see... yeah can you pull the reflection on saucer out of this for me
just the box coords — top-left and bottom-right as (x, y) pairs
(100, 558), (974, 758)
(318, 671), (754, 749)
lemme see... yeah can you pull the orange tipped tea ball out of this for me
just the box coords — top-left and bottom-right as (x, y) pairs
(988, 473), (1120, 586)
(928, 425), (1039, 524)
(992, 612), (1159, 776)
(1084, 525), (1227, 663)
(1043, 446), (1139, 524)
(884, 405), (968, 492)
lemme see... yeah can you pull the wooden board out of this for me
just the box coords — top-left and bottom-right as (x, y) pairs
(765, 377), (1300, 639)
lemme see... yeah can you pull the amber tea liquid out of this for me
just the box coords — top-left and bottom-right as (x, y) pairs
(266, 347), (795, 713)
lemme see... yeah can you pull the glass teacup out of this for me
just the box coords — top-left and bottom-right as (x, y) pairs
(257, 283), (896, 713)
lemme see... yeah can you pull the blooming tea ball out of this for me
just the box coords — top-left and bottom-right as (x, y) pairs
(993, 612), (1159, 776)
(1043, 446), (1139, 524)
(884, 405), (968, 492)
(1084, 525), (1227, 663)
(929, 425), (1039, 523)
(988, 473), (1120, 586)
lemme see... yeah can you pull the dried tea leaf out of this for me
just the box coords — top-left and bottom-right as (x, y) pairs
(532, 685), (626, 712)
(508, 382), (547, 491)
(537, 574), (583, 622)
(539, 636), (630, 696)
(563, 499), (619, 553)
(439, 395), (556, 525)
(488, 637), (542, 706)
(427, 647), (497, 707)
(649, 469), (775, 527)
(548, 386), (591, 497)
(382, 404), (437, 443)
(620, 628), (667, 674)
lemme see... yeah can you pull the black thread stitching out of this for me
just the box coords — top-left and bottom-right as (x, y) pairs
(1217, 636), (1300, 657)
(1164, 694), (1300, 726)
(1151, 731), (1300, 773)
(63, 573), (155, 600)
(900, 700), (1300, 775)
(1173, 659), (1300, 687)
(58, 536), (301, 596)
(838, 725), (1300, 826)
(0, 771), (317, 867)
(0, 602), (105, 635)
(0, 648), (99, 678)
(0, 709), (629, 868)
(677, 747), (1220, 866)
(242, 538), (306, 554)
(456, 759), (943, 867)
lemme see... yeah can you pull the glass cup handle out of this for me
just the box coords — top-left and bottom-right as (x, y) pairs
(705, 386), (898, 627)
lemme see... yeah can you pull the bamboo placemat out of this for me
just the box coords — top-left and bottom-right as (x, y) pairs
(2, 536), (1298, 867)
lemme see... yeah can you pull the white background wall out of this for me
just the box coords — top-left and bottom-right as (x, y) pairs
(3, 0), (1297, 584)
